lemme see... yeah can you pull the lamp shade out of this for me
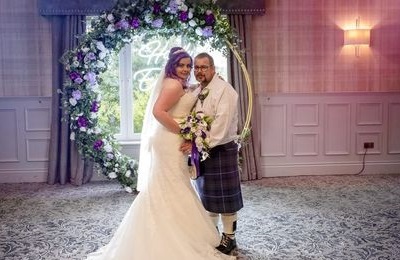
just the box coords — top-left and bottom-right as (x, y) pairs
(344, 29), (370, 45)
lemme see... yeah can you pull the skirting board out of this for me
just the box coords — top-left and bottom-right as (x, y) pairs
(261, 162), (400, 177)
(0, 169), (47, 183)
(0, 169), (110, 183)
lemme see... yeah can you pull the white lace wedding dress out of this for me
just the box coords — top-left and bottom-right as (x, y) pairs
(86, 91), (236, 260)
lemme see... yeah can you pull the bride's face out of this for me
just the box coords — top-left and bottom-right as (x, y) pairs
(175, 57), (192, 81)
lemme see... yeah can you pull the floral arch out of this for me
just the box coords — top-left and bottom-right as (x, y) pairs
(60, 0), (252, 192)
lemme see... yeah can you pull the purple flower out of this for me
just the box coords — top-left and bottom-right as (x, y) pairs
(152, 18), (163, 28)
(77, 51), (84, 61)
(84, 71), (97, 85)
(69, 71), (81, 81)
(77, 116), (88, 128)
(130, 17), (140, 29)
(86, 52), (96, 60)
(205, 13), (215, 26)
(202, 26), (213, 37)
(93, 139), (104, 150)
(90, 101), (99, 112)
(178, 11), (189, 22)
(74, 78), (83, 84)
(180, 127), (190, 135)
(153, 3), (161, 15)
(115, 19), (129, 30)
(167, 1), (178, 14)
(72, 90), (82, 100)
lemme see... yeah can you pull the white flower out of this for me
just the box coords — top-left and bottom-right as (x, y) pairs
(70, 132), (75, 140)
(99, 51), (108, 60)
(108, 172), (117, 179)
(195, 27), (203, 36)
(72, 61), (79, 67)
(125, 170), (132, 177)
(125, 186), (133, 193)
(69, 98), (77, 106)
(104, 143), (113, 153)
(181, 4), (188, 11)
(188, 10), (193, 19)
(107, 153), (114, 159)
(82, 47), (90, 53)
(189, 20), (197, 27)
(90, 112), (98, 119)
(89, 83), (100, 92)
(94, 127), (102, 134)
(107, 14), (114, 22)
(79, 127), (87, 132)
(144, 14), (152, 24)
(106, 24), (116, 33)
(87, 128), (93, 134)
(96, 60), (106, 68)
(96, 41), (108, 53)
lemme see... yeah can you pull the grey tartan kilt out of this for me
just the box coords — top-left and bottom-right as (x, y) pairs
(194, 141), (243, 214)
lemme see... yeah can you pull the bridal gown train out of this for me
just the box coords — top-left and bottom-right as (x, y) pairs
(86, 91), (236, 260)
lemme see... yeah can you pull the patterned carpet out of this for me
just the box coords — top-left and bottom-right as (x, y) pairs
(1, 174), (400, 260)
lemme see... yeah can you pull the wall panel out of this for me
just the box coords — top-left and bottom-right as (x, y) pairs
(260, 92), (400, 177)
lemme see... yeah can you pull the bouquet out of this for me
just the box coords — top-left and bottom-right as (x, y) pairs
(179, 111), (213, 179)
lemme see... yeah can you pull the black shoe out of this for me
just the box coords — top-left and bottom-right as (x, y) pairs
(216, 233), (237, 255)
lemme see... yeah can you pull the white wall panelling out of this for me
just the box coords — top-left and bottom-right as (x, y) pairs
(261, 104), (287, 156)
(0, 97), (51, 183)
(388, 103), (400, 154)
(324, 103), (351, 155)
(1, 93), (399, 183)
(260, 93), (400, 177)
(0, 109), (19, 162)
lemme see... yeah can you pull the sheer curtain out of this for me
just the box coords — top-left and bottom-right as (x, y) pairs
(47, 15), (94, 186)
(228, 14), (261, 181)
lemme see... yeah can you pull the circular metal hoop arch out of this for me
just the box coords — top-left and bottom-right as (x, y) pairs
(225, 40), (253, 140)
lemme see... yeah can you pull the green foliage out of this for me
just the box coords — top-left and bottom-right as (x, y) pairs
(133, 88), (150, 132)
(60, 0), (238, 192)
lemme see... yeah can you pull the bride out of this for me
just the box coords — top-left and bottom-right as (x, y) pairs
(86, 47), (236, 260)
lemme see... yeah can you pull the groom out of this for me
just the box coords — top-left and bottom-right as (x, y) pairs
(186, 52), (243, 255)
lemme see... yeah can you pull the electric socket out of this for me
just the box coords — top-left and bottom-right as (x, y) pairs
(364, 142), (374, 149)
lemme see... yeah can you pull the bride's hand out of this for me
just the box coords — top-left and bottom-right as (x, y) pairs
(180, 140), (192, 154)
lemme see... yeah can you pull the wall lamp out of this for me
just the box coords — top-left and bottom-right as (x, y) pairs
(344, 17), (370, 57)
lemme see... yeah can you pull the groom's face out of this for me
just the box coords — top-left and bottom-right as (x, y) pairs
(194, 57), (215, 86)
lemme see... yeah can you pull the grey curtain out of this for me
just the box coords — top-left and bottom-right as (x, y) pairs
(228, 15), (261, 181)
(47, 15), (94, 186)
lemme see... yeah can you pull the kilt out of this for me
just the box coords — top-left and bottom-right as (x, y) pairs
(194, 141), (243, 214)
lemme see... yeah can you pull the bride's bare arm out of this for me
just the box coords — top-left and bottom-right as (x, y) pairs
(153, 78), (184, 134)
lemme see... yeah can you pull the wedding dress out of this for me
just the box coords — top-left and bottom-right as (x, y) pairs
(86, 89), (236, 259)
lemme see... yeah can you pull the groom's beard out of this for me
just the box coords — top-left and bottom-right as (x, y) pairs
(196, 76), (211, 88)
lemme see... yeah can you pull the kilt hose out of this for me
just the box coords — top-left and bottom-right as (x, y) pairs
(194, 141), (243, 214)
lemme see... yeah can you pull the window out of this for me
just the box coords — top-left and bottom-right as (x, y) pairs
(88, 27), (228, 142)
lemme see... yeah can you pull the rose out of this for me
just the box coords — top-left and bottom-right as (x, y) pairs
(179, 11), (189, 22)
(93, 139), (104, 150)
(130, 17), (140, 29)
